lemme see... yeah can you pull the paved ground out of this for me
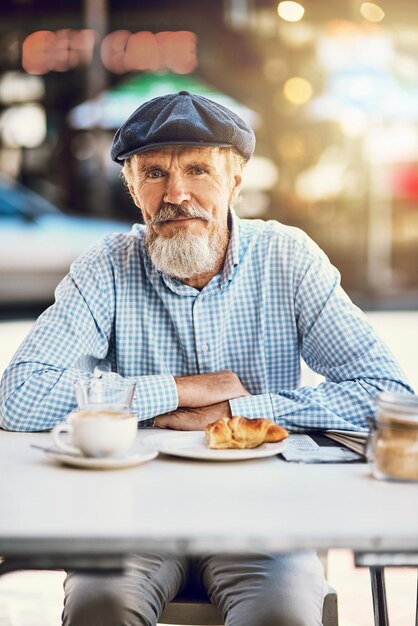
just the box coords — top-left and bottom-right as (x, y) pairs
(0, 311), (417, 625)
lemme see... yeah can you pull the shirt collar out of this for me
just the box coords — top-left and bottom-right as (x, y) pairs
(220, 209), (240, 285)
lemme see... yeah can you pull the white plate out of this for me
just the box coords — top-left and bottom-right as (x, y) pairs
(146, 432), (288, 461)
(44, 447), (158, 470)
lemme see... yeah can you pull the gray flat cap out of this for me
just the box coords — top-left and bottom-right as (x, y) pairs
(111, 90), (255, 164)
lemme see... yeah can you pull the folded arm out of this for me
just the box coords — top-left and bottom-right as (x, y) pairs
(230, 246), (414, 431)
(155, 372), (249, 429)
(0, 245), (177, 431)
(0, 243), (250, 432)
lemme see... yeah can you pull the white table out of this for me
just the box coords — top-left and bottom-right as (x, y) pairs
(0, 429), (417, 556)
(1, 429), (417, 626)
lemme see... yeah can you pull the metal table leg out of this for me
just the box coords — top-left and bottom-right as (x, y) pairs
(415, 570), (418, 626)
(369, 566), (389, 626)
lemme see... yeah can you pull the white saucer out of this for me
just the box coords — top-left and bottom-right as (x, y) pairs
(44, 446), (158, 470)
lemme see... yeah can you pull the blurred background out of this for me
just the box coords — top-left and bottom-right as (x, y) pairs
(1, 0), (418, 313)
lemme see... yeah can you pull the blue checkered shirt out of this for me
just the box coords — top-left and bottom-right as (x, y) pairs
(0, 211), (413, 431)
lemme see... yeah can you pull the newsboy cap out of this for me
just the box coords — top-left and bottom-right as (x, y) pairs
(111, 90), (255, 164)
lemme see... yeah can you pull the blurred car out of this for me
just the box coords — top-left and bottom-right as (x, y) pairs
(0, 175), (132, 305)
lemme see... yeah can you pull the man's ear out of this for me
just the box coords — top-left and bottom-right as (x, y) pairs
(230, 173), (242, 204)
(233, 173), (242, 193)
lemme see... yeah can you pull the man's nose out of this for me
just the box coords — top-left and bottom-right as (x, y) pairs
(163, 174), (191, 205)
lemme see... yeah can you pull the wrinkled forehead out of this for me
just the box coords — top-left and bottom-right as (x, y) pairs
(133, 145), (226, 167)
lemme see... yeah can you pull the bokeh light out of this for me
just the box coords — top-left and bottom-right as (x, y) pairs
(338, 108), (369, 138)
(278, 21), (315, 48)
(360, 2), (385, 23)
(277, 1), (305, 22)
(283, 76), (313, 105)
(241, 156), (279, 191)
(295, 147), (347, 202)
(0, 104), (46, 148)
(0, 72), (44, 104)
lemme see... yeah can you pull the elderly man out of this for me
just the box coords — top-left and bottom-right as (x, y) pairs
(0, 91), (413, 626)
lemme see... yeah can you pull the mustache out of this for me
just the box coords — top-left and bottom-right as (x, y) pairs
(147, 203), (215, 226)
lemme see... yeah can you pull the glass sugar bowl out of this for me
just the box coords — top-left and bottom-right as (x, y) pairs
(368, 392), (418, 481)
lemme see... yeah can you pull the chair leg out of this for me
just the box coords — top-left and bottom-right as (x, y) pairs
(369, 566), (389, 626)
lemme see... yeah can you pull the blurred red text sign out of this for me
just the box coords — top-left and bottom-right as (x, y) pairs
(22, 29), (197, 75)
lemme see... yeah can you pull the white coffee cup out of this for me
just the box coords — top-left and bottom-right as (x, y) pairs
(52, 409), (137, 458)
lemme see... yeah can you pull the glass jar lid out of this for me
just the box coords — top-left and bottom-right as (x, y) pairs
(375, 391), (418, 427)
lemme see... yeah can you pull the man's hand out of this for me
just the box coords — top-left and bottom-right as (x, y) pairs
(175, 370), (249, 408)
(154, 400), (231, 430)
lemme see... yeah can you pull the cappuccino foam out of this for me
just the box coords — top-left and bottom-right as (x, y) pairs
(75, 407), (132, 420)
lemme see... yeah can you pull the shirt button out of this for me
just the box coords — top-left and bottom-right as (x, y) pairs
(201, 344), (209, 352)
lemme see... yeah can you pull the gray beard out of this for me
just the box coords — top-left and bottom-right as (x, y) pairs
(145, 227), (228, 280)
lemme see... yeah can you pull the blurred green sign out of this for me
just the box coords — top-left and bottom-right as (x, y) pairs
(69, 72), (258, 129)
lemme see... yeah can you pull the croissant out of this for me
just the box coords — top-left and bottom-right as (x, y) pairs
(205, 416), (289, 449)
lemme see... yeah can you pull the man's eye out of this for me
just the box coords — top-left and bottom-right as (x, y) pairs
(147, 170), (165, 179)
(190, 166), (207, 175)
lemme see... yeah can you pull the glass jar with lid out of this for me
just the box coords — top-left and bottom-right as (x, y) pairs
(368, 392), (418, 481)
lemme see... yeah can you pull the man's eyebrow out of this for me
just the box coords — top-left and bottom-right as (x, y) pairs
(186, 160), (212, 169)
(138, 161), (166, 172)
(138, 159), (213, 171)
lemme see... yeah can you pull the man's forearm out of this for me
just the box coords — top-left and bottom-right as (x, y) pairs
(174, 370), (250, 408)
(154, 400), (232, 430)
(154, 372), (249, 431)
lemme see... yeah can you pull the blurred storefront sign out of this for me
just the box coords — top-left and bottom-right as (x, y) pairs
(68, 72), (260, 130)
(100, 30), (197, 75)
(21, 29), (197, 76)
